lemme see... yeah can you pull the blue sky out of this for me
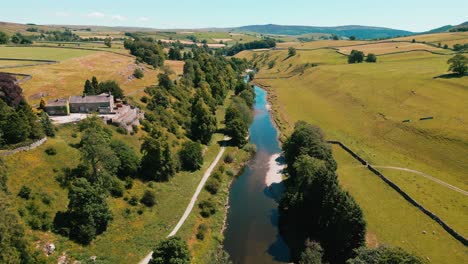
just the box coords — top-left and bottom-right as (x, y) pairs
(1, 0), (467, 32)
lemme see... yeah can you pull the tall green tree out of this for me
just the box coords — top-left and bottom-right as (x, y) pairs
(104, 37), (112, 48)
(140, 135), (175, 181)
(447, 54), (467, 76)
(83, 79), (95, 95)
(0, 31), (9, 44)
(190, 98), (217, 145)
(299, 240), (323, 264)
(348, 50), (365, 64)
(150, 236), (190, 264)
(97, 80), (124, 99)
(110, 140), (140, 178)
(54, 178), (112, 245)
(365, 53), (377, 63)
(179, 141), (203, 171)
(288, 47), (297, 57)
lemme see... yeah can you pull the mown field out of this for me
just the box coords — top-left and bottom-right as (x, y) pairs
(239, 40), (468, 262)
(391, 32), (468, 47)
(338, 41), (452, 55)
(0, 47), (158, 105)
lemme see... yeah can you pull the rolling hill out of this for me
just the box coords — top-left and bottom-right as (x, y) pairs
(232, 24), (414, 39)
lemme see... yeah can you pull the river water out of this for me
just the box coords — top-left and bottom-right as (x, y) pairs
(223, 86), (290, 263)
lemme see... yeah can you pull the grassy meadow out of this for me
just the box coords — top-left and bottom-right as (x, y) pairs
(2, 48), (158, 105)
(391, 32), (468, 47)
(337, 41), (452, 55)
(239, 39), (468, 262)
(0, 46), (96, 60)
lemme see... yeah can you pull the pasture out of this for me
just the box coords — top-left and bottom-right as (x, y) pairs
(337, 41), (451, 55)
(0, 46), (95, 60)
(275, 40), (369, 49)
(242, 45), (468, 262)
(391, 32), (468, 47)
(5, 50), (158, 105)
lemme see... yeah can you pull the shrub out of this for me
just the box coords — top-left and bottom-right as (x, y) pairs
(18, 185), (32, 199)
(348, 50), (364, 64)
(140, 96), (149, 103)
(150, 237), (190, 264)
(268, 60), (276, 69)
(199, 199), (216, 218)
(109, 181), (124, 198)
(133, 68), (144, 79)
(45, 147), (57, 155)
(128, 195), (139, 206)
(243, 143), (257, 155)
(224, 153), (234, 164)
(196, 223), (208, 240)
(205, 177), (221, 194)
(116, 127), (127, 135)
(365, 53), (377, 63)
(140, 190), (157, 207)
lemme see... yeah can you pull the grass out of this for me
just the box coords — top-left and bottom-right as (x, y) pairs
(337, 42), (451, 55)
(275, 40), (369, 49)
(0, 59), (50, 67)
(391, 32), (468, 47)
(239, 43), (468, 262)
(6, 51), (158, 105)
(333, 145), (468, 264)
(0, 46), (96, 61)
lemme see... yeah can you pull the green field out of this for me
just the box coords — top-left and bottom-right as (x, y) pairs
(240, 39), (468, 262)
(0, 46), (96, 60)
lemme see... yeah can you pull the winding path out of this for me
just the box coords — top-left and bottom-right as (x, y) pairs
(371, 165), (468, 196)
(138, 139), (227, 264)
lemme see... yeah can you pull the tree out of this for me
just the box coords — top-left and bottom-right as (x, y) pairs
(140, 189), (157, 207)
(332, 35), (339, 40)
(83, 79), (95, 95)
(288, 47), (297, 57)
(349, 36), (356, 41)
(412, 39), (416, 43)
(91, 76), (99, 92)
(80, 125), (120, 185)
(40, 112), (55, 137)
(97, 80), (124, 99)
(348, 50), (364, 64)
(179, 141), (203, 171)
(158, 73), (174, 89)
(0, 31), (8, 44)
(190, 98), (217, 145)
(133, 68), (144, 79)
(54, 178), (112, 244)
(299, 240), (323, 264)
(447, 54), (467, 76)
(365, 53), (377, 63)
(39, 98), (46, 109)
(140, 136), (175, 181)
(168, 47), (182, 60)
(104, 37), (112, 48)
(225, 116), (249, 147)
(110, 140), (140, 178)
(347, 246), (425, 264)
(150, 236), (190, 264)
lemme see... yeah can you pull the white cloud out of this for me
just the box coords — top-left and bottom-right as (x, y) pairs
(138, 17), (149, 22)
(87, 11), (106, 18)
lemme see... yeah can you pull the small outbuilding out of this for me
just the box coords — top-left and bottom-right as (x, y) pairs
(44, 98), (70, 116)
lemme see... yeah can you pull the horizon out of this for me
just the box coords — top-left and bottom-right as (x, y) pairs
(1, 0), (467, 32)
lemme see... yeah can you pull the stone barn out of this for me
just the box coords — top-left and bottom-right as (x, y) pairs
(44, 98), (70, 116)
(69, 93), (114, 114)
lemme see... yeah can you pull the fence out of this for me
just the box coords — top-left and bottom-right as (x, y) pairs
(0, 137), (48, 157)
(328, 140), (468, 246)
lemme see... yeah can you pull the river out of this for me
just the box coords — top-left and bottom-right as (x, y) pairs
(223, 86), (290, 263)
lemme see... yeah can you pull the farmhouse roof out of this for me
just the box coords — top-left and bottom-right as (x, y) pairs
(46, 98), (68, 107)
(69, 94), (112, 104)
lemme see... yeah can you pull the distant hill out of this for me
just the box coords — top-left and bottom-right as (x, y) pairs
(231, 24), (414, 39)
(425, 25), (454, 33)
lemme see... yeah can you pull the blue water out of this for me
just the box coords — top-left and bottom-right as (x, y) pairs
(223, 86), (290, 263)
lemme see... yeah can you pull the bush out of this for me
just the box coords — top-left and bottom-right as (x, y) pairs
(365, 53), (377, 63)
(18, 185), (32, 199)
(205, 177), (221, 194)
(116, 127), (127, 135)
(128, 195), (139, 206)
(140, 96), (149, 103)
(196, 223), (208, 240)
(150, 236), (190, 264)
(133, 68), (144, 79)
(224, 153), (234, 164)
(243, 143), (257, 155)
(45, 147), (57, 155)
(348, 50), (364, 64)
(140, 190), (157, 207)
(199, 199), (216, 218)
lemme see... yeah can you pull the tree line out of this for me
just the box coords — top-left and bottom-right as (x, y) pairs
(224, 38), (276, 56)
(280, 121), (424, 264)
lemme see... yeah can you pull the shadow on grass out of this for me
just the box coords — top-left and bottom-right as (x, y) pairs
(433, 73), (467, 79)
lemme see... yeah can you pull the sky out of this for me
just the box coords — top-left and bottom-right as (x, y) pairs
(1, 0), (467, 32)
